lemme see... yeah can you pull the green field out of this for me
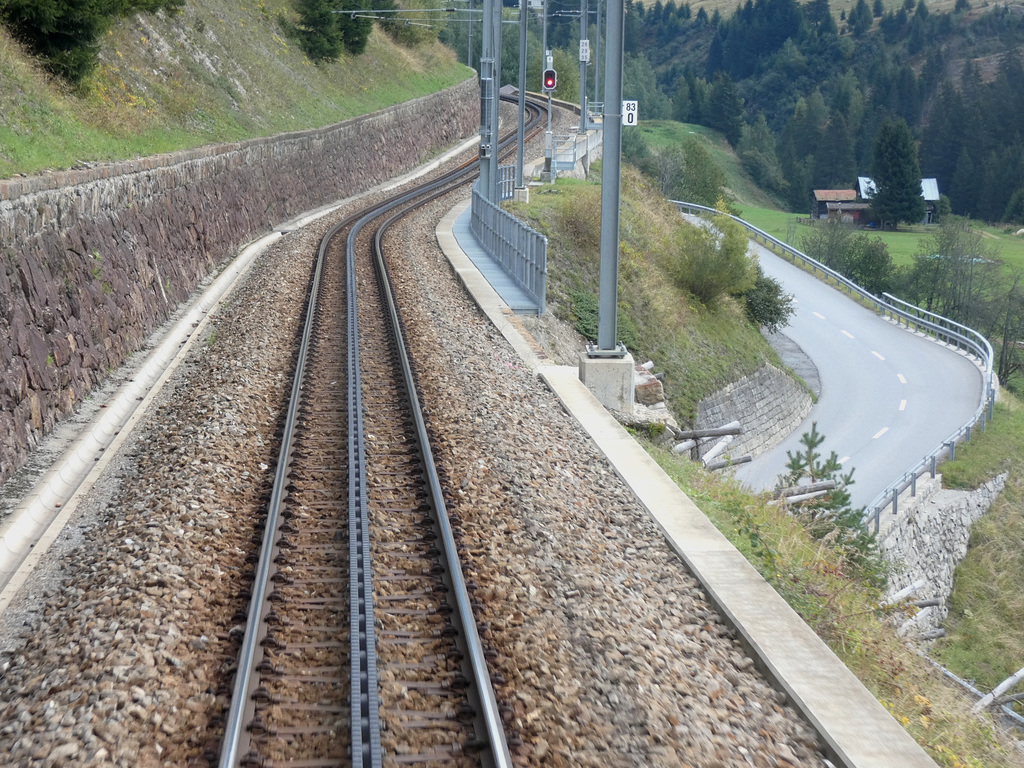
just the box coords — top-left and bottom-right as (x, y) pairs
(737, 204), (1024, 271)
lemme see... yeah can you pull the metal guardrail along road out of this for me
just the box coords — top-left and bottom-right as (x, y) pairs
(672, 201), (997, 534)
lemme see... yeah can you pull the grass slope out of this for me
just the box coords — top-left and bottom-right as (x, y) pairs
(932, 393), (1024, 706)
(0, 0), (471, 178)
(509, 170), (777, 421)
(638, 120), (782, 209)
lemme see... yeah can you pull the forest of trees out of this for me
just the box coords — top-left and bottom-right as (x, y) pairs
(469, 0), (1024, 224)
(0, 0), (185, 81)
(0, 0), (419, 81)
(624, 0), (1024, 224)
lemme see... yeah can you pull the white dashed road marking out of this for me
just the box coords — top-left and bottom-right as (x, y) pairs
(873, 427), (889, 439)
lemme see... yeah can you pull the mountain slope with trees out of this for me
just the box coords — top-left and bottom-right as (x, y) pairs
(540, 0), (1024, 224)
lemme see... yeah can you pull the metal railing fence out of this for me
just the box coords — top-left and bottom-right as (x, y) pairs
(672, 201), (997, 534)
(471, 180), (547, 313)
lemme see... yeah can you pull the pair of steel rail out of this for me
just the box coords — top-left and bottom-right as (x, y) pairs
(219, 98), (545, 768)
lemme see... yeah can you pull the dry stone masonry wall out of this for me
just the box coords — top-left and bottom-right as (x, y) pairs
(879, 472), (1007, 634)
(696, 363), (812, 460)
(0, 78), (479, 484)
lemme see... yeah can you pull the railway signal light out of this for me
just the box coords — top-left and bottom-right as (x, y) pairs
(542, 68), (557, 92)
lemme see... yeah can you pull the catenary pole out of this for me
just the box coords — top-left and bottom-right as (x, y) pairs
(516, 0), (528, 188)
(594, 0), (601, 106)
(479, 0), (494, 198)
(596, 0), (624, 353)
(488, 0), (502, 201)
(579, 0), (588, 133)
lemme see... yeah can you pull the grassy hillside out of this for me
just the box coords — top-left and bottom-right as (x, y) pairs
(931, 394), (1024, 715)
(508, 170), (779, 421)
(0, 0), (471, 178)
(637, 120), (782, 209)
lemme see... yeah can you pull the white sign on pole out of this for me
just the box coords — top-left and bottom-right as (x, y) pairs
(579, 39), (590, 62)
(622, 100), (638, 126)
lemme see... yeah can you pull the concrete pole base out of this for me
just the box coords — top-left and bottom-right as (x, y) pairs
(514, 186), (530, 203)
(578, 351), (635, 417)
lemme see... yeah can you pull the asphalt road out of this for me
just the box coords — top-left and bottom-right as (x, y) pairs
(733, 241), (984, 510)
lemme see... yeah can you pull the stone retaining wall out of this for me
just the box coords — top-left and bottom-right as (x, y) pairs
(696, 363), (812, 460)
(0, 78), (479, 484)
(879, 472), (1007, 634)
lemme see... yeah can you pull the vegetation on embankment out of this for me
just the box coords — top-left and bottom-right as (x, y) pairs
(647, 438), (1019, 768)
(931, 393), (1024, 709)
(0, 0), (470, 179)
(507, 170), (781, 422)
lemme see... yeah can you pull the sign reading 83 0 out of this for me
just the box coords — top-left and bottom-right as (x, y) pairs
(622, 101), (638, 126)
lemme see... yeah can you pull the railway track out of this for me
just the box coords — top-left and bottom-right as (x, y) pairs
(218, 100), (544, 768)
(0, 94), (945, 768)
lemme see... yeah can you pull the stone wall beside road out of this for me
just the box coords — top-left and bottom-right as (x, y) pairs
(879, 472), (1007, 634)
(696, 363), (812, 461)
(0, 78), (479, 485)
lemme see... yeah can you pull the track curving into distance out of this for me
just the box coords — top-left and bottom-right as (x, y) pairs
(218, 99), (544, 768)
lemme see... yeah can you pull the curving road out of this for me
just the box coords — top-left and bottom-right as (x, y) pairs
(734, 240), (984, 509)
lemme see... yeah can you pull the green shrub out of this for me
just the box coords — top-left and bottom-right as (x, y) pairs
(742, 262), (794, 332)
(666, 210), (755, 304)
(568, 290), (640, 349)
(569, 290), (599, 340)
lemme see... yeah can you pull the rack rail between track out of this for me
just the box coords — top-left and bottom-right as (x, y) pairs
(218, 100), (544, 768)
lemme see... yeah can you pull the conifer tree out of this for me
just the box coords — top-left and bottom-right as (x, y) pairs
(338, 0), (373, 55)
(706, 72), (744, 146)
(0, 0), (182, 82)
(295, 0), (343, 60)
(778, 424), (882, 580)
(870, 117), (925, 229)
